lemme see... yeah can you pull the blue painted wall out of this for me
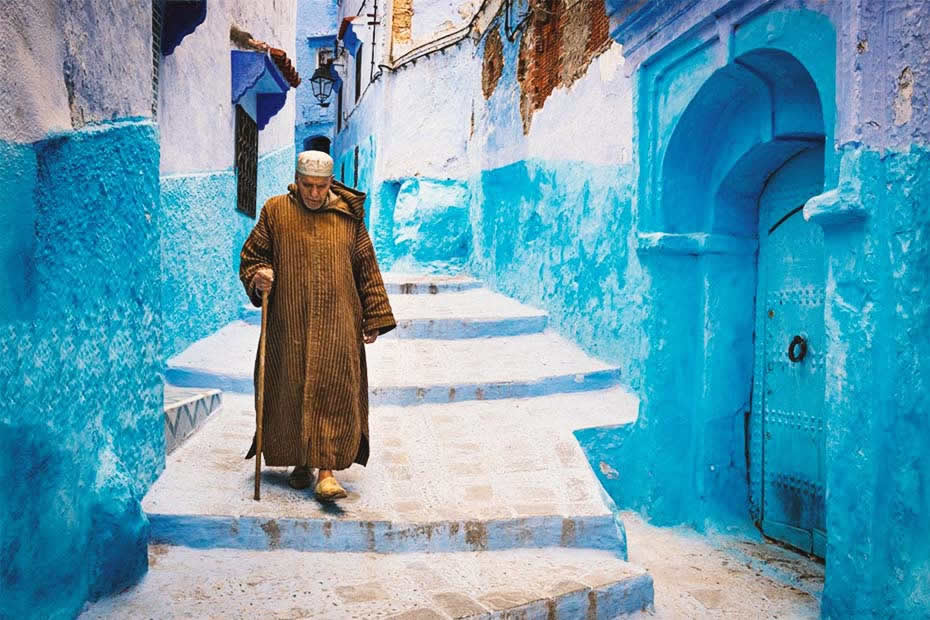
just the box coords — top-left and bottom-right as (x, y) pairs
(0, 119), (163, 618)
(328, 134), (462, 274)
(469, 159), (644, 376)
(463, 1), (930, 617)
(807, 143), (930, 618)
(873, 145), (930, 619)
(160, 144), (295, 358)
(0, 142), (37, 323)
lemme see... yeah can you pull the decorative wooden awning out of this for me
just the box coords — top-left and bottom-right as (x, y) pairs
(338, 16), (362, 56)
(269, 48), (301, 88)
(231, 49), (300, 129)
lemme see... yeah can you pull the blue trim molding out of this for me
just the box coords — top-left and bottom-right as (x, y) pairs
(605, 0), (699, 54)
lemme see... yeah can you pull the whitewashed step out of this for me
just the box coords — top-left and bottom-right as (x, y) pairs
(240, 288), (549, 339)
(144, 390), (638, 553)
(166, 325), (620, 402)
(163, 385), (222, 455)
(382, 271), (482, 294)
(80, 546), (653, 619)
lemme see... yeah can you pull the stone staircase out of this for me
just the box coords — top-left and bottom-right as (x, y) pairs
(83, 273), (653, 619)
(162, 385), (222, 455)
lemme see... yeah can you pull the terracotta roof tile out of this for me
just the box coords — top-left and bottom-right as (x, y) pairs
(268, 47), (301, 88)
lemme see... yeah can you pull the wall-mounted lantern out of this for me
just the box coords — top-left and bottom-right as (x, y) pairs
(310, 62), (337, 107)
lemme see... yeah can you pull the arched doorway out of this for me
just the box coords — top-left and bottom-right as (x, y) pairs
(613, 9), (837, 550)
(661, 49), (829, 554)
(302, 135), (331, 154)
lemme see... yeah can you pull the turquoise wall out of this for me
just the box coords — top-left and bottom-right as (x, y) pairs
(331, 135), (467, 273)
(0, 119), (163, 618)
(160, 145), (294, 357)
(580, 8), (840, 534)
(469, 159), (645, 376)
(467, 1), (929, 617)
(874, 145), (930, 619)
(810, 144), (930, 618)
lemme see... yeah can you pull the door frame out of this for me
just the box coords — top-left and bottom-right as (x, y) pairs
(608, 6), (839, 530)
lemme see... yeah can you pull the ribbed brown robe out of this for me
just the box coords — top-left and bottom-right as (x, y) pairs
(239, 180), (395, 469)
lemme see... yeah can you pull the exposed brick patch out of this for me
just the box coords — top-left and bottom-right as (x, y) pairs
(393, 0), (414, 44)
(482, 28), (505, 99)
(515, 0), (613, 133)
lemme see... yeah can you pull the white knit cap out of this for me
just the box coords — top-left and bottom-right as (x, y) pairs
(296, 150), (334, 177)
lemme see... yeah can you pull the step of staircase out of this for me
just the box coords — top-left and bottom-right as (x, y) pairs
(162, 385), (222, 455)
(240, 288), (549, 339)
(144, 390), (638, 554)
(116, 273), (655, 619)
(382, 271), (483, 294)
(80, 546), (653, 619)
(166, 327), (620, 402)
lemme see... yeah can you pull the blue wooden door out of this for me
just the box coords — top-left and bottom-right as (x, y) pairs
(756, 145), (827, 557)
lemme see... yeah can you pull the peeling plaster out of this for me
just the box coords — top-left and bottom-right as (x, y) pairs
(393, 0), (414, 43)
(894, 66), (914, 126)
(516, 0), (612, 133)
(482, 28), (504, 99)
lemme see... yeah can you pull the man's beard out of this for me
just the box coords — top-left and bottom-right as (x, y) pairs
(303, 194), (324, 209)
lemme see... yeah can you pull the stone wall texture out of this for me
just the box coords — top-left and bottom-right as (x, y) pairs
(0, 120), (163, 620)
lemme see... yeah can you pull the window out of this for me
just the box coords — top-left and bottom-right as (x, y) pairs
(355, 43), (364, 103)
(317, 48), (334, 67)
(303, 136), (331, 154)
(235, 105), (259, 218)
(353, 146), (360, 187)
(152, 0), (164, 117)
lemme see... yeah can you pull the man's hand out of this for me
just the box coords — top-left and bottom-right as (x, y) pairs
(363, 330), (378, 344)
(252, 268), (274, 293)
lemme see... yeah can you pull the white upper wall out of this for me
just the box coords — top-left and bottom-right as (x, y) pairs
(411, 0), (476, 40)
(333, 3), (632, 181)
(336, 0), (390, 123)
(469, 37), (633, 172)
(396, 0), (477, 56)
(159, 0), (297, 175)
(379, 42), (479, 179)
(300, 0), (339, 38)
(524, 42), (632, 167)
(0, 1), (152, 143)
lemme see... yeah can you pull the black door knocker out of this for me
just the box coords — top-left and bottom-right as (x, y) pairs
(788, 335), (808, 363)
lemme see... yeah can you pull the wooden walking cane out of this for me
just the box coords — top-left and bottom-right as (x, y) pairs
(254, 289), (269, 501)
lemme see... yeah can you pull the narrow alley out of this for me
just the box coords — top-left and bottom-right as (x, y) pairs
(1, 1), (927, 619)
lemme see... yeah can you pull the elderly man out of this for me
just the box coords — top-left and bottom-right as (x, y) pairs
(239, 151), (396, 501)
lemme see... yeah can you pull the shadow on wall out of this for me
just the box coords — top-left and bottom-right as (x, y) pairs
(371, 180), (401, 268)
(0, 421), (148, 613)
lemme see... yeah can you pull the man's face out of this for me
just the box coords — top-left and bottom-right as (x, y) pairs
(296, 174), (333, 209)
